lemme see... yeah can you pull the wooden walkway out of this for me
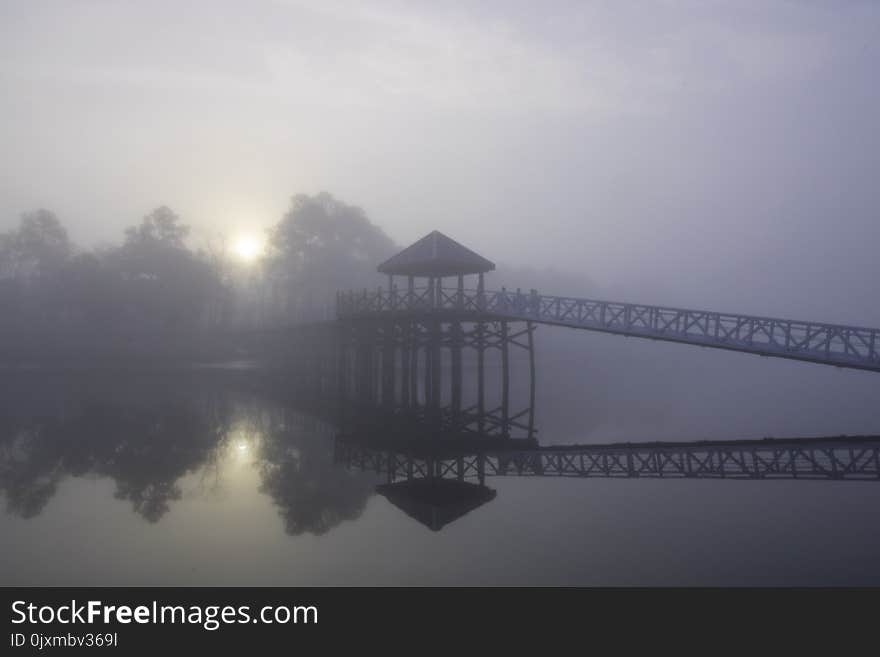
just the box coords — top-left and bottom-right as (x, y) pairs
(338, 285), (880, 372)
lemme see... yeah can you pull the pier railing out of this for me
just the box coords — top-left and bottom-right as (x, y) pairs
(337, 286), (880, 372)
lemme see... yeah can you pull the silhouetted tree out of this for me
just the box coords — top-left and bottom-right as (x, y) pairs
(264, 192), (395, 322)
(123, 206), (189, 248)
(0, 205), (238, 361)
(0, 231), (16, 279)
(0, 210), (74, 331)
(0, 193), (397, 360)
(109, 207), (222, 329)
(0, 209), (72, 280)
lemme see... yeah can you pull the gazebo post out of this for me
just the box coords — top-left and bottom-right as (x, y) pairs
(477, 318), (485, 434)
(527, 320), (536, 440)
(451, 318), (462, 424)
(401, 319), (410, 407)
(423, 323), (432, 410)
(501, 320), (510, 438)
(430, 315), (441, 420)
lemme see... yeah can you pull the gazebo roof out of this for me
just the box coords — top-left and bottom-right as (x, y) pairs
(377, 230), (495, 277)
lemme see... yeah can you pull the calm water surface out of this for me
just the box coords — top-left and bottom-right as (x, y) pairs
(3, 333), (880, 586)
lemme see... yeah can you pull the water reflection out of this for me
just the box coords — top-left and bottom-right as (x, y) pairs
(0, 373), (375, 534)
(2, 372), (879, 540)
(376, 480), (496, 532)
(257, 411), (373, 535)
(1, 401), (219, 521)
(336, 426), (880, 531)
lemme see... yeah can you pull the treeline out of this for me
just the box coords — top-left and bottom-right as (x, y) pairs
(0, 192), (395, 364)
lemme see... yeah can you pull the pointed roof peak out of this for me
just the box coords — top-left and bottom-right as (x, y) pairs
(378, 230), (495, 277)
(376, 480), (497, 531)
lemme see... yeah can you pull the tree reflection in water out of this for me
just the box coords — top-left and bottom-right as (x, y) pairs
(0, 374), (376, 533)
(258, 409), (374, 535)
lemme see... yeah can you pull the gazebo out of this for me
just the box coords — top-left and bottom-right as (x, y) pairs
(331, 229), (534, 442)
(377, 230), (495, 309)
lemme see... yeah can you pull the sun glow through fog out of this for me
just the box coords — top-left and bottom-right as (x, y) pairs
(232, 234), (263, 263)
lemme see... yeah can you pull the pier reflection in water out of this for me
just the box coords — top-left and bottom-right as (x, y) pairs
(2, 370), (880, 585)
(335, 407), (880, 531)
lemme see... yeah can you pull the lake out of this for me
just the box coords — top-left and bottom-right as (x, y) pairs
(3, 328), (880, 586)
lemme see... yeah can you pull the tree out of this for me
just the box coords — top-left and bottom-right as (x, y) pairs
(123, 206), (189, 249)
(0, 232), (15, 279)
(264, 192), (396, 322)
(111, 207), (221, 329)
(0, 210), (73, 331)
(0, 209), (71, 279)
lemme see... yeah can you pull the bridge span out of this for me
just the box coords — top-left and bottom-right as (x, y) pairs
(338, 285), (880, 373)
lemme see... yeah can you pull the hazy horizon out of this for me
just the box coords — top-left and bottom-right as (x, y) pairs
(3, 0), (880, 325)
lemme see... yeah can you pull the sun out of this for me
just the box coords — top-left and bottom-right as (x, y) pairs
(232, 234), (263, 262)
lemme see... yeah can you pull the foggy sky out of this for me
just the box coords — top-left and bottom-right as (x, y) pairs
(2, 0), (879, 324)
